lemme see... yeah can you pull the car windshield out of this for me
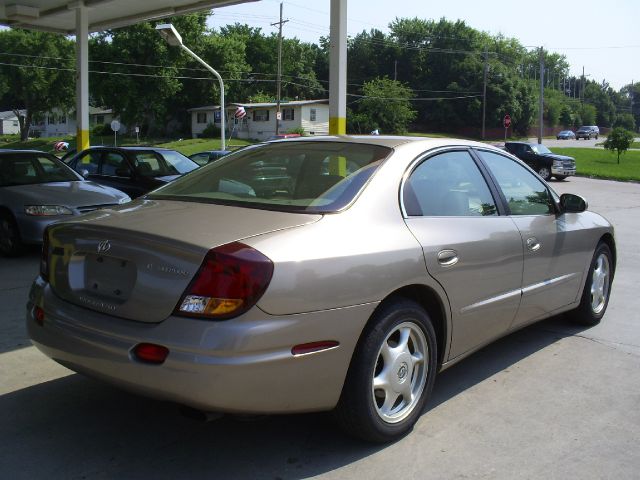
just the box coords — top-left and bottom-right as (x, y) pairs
(0, 153), (80, 186)
(148, 141), (392, 213)
(132, 150), (199, 177)
(531, 144), (552, 154)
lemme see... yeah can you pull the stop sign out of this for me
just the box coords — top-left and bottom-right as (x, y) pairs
(503, 114), (511, 128)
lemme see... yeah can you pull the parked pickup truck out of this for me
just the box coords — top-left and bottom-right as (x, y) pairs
(504, 142), (576, 181)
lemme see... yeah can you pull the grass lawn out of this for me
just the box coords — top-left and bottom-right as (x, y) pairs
(550, 147), (640, 181)
(153, 138), (254, 156)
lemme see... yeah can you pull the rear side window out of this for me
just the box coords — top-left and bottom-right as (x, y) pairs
(403, 150), (497, 217)
(477, 150), (554, 216)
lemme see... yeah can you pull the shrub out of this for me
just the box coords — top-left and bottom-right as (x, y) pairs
(286, 127), (305, 136)
(91, 123), (111, 136)
(201, 123), (220, 138)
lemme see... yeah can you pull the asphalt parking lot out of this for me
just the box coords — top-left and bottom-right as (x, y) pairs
(1, 176), (639, 479)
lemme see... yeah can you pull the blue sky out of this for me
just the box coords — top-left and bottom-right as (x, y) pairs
(208, 0), (639, 90)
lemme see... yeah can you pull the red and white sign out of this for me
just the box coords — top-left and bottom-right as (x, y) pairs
(276, 111), (282, 121)
(234, 106), (246, 119)
(503, 114), (512, 129)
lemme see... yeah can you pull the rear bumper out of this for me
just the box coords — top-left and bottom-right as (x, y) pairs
(27, 277), (375, 413)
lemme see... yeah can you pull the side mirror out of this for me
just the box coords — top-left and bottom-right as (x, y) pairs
(79, 169), (89, 179)
(560, 193), (587, 213)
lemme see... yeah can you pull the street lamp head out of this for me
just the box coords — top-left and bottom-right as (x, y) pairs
(156, 23), (182, 47)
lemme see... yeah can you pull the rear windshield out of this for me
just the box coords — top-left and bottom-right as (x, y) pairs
(148, 141), (392, 213)
(0, 153), (79, 186)
(132, 150), (199, 177)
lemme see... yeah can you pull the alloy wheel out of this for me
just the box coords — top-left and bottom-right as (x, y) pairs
(371, 321), (429, 424)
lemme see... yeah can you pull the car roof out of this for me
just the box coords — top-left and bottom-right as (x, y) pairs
(264, 135), (491, 149)
(82, 146), (174, 152)
(0, 149), (53, 155)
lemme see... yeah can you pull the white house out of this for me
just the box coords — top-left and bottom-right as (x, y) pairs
(30, 107), (120, 137)
(188, 99), (330, 141)
(0, 110), (21, 135)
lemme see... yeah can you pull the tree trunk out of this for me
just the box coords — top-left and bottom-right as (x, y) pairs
(13, 109), (31, 141)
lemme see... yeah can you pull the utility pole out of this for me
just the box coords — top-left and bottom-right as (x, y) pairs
(271, 2), (288, 135)
(394, 60), (398, 81)
(538, 47), (544, 145)
(482, 47), (488, 140)
(581, 66), (585, 105)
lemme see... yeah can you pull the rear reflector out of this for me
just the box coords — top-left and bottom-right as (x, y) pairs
(34, 306), (45, 326)
(292, 341), (340, 356)
(133, 343), (169, 364)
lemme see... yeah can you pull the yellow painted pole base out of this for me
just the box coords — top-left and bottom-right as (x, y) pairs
(76, 128), (90, 151)
(329, 117), (346, 135)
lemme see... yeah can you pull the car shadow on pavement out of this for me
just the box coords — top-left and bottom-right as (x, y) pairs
(0, 315), (590, 480)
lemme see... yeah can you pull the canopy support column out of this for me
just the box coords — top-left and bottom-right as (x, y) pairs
(75, 4), (90, 150)
(329, 0), (347, 135)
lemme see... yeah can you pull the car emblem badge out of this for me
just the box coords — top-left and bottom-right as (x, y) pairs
(398, 363), (408, 380)
(97, 240), (111, 254)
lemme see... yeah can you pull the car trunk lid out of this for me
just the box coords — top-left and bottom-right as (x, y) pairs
(47, 199), (321, 323)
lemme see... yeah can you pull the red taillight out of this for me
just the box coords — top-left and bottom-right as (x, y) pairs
(133, 343), (169, 364)
(175, 242), (274, 320)
(40, 228), (50, 281)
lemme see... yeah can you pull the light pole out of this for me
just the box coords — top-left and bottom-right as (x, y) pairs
(156, 23), (225, 150)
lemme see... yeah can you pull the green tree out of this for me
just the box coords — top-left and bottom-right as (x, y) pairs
(603, 127), (634, 163)
(0, 28), (74, 140)
(614, 113), (636, 131)
(559, 107), (572, 128)
(354, 78), (416, 134)
(91, 14), (209, 137)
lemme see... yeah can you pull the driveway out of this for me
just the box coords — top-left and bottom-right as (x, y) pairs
(1, 176), (639, 479)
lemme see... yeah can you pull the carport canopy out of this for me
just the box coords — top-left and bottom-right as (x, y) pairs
(0, 0), (347, 149)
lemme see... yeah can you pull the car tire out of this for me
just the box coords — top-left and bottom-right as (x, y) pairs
(567, 242), (614, 326)
(0, 211), (24, 256)
(555, 175), (567, 181)
(334, 299), (437, 443)
(537, 166), (551, 181)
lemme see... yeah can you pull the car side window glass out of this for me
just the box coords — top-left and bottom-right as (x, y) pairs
(102, 152), (130, 177)
(133, 152), (161, 176)
(75, 151), (100, 174)
(477, 150), (554, 216)
(403, 151), (498, 217)
(191, 153), (209, 166)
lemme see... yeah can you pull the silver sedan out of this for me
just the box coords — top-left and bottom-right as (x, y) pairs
(0, 149), (130, 256)
(27, 137), (615, 442)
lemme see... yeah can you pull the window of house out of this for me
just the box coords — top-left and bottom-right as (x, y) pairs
(96, 115), (105, 124)
(283, 108), (294, 121)
(197, 112), (207, 124)
(253, 109), (270, 122)
(213, 111), (221, 124)
(310, 109), (317, 122)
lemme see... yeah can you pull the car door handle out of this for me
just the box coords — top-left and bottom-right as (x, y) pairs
(526, 237), (541, 252)
(437, 249), (459, 267)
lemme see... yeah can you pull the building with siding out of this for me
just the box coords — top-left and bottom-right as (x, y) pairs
(188, 100), (330, 141)
(0, 110), (22, 135)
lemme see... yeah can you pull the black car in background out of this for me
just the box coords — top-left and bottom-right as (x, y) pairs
(65, 147), (199, 198)
(504, 142), (576, 181)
